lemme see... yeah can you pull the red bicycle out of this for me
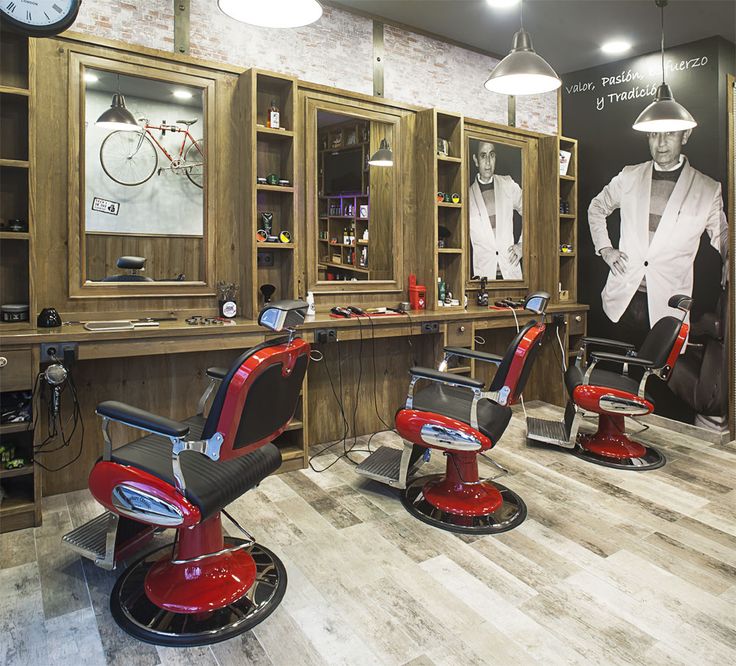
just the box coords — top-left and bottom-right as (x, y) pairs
(99, 117), (205, 188)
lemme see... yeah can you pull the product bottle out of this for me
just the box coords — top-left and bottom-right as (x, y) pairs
(306, 291), (316, 316)
(268, 99), (280, 129)
(438, 278), (446, 304)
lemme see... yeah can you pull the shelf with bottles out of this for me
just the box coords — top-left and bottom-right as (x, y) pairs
(436, 252), (464, 308)
(256, 136), (294, 187)
(255, 72), (294, 132)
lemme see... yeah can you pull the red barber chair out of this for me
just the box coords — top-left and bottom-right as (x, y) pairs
(526, 294), (691, 470)
(62, 300), (310, 646)
(356, 292), (550, 534)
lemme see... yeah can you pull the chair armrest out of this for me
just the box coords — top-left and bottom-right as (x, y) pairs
(96, 401), (190, 439)
(206, 367), (228, 380)
(443, 347), (504, 365)
(409, 367), (485, 389)
(589, 352), (654, 368)
(581, 336), (636, 352)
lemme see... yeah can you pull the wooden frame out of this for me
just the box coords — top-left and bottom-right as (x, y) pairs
(464, 126), (531, 292)
(67, 51), (217, 298)
(302, 92), (405, 295)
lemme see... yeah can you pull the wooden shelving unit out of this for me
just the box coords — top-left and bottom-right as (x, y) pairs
(557, 136), (578, 304)
(237, 68), (307, 471)
(415, 109), (466, 310)
(0, 31), (40, 534)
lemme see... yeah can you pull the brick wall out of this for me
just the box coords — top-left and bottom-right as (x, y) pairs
(73, 0), (558, 134)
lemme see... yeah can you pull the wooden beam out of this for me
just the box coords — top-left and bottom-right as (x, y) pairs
(174, 0), (190, 55)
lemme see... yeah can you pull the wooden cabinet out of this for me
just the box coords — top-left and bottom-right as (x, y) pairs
(416, 109), (466, 311)
(0, 30), (34, 333)
(239, 69), (299, 321)
(557, 136), (578, 303)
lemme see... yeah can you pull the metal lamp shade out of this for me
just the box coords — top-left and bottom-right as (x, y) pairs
(218, 0), (323, 28)
(368, 138), (394, 167)
(484, 29), (561, 96)
(96, 93), (138, 131)
(632, 83), (697, 132)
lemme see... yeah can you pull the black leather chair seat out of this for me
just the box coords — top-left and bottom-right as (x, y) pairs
(565, 365), (654, 403)
(110, 415), (282, 519)
(412, 384), (512, 445)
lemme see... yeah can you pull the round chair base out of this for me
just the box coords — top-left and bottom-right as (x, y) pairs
(574, 435), (665, 471)
(401, 474), (527, 534)
(110, 538), (286, 647)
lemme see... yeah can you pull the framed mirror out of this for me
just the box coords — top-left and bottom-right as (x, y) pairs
(304, 96), (403, 293)
(466, 130), (528, 288)
(68, 53), (216, 297)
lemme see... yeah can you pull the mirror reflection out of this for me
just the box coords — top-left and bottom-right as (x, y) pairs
(83, 67), (205, 283)
(468, 137), (523, 282)
(316, 111), (394, 282)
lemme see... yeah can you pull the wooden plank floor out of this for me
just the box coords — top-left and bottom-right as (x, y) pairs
(1, 402), (735, 665)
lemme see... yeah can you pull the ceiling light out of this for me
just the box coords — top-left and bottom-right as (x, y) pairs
(96, 75), (139, 131)
(633, 0), (696, 132)
(218, 0), (323, 28)
(601, 40), (631, 55)
(486, 0), (521, 8)
(484, 1), (561, 96)
(173, 89), (193, 100)
(368, 138), (393, 167)
(83, 72), (99, 83)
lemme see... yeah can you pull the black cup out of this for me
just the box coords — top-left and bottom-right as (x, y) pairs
(37, 308), (62, 328)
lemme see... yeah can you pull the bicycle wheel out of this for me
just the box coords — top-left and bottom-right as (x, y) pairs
(100, 130), (158, 186)
(184, 138), (205, 189)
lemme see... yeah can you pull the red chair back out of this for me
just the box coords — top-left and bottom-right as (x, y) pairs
(202, 337), (310, 460)
(489, 321), (546, 406)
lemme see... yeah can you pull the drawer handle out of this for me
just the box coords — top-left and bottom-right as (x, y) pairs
(0, 357), (7, 368)
(574, 315), (582, 322)
(458, 325), (466, 333)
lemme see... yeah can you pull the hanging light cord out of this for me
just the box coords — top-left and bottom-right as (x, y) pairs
(520, 0), (524, 30)
(660, 1), (666, 84)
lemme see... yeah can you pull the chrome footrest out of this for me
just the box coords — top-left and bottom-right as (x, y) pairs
(526, 416), (575, 449)
(356, 444), (420, 489)
(62, 511), (119, 570)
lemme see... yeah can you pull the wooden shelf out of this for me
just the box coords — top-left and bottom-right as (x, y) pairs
(0, 496), (35, 517)
(256, 184), (294, 193)
(0, 158), (29, 168)
(285, 418), (303, 432)
(0, 231), (29, 240)
(256, 126), (294, 138)
(438, 247), (463, 254)
(560, 174), (576, 182)
(320, 261), (370, 274)
(322, 241), (357, 248)
(559, 213), (576, 219)
(0, 321), (32, 332)
(437, 201), (462, 208)
(279, 444), (304, 461)
(0, 464), (33, 480)
(559, 252), (576, 257)
(0, 422), (32, 435)
(256, 242), (295, 250)
(0, 85), (29, 97)
(320, 141), (368, 154)
(437, 155), (462, 163)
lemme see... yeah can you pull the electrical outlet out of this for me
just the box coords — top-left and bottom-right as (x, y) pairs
(552, 314), (566, 327)
(41, 342), (78, 362)
(315, 328), (337, 344)
(421, 322), (440, 334)
(257, 251), (274, 267)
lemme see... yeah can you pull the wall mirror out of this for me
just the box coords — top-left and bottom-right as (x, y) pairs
(466, 131), (528, 287)
(69, 53), (216, 296)
(304, 96), (402, 292)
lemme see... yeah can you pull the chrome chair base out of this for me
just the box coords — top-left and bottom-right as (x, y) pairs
(110, 538), (286, 646)
(401, 474), (527, 535)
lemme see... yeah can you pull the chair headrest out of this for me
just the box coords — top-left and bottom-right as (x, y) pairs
(258, 299), (308, 332)
(524, 291), (550, 316)
(668, 294), (693, 313)
(117, 256), (146, 270)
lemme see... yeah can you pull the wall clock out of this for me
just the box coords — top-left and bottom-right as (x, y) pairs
(0, 0), (82, 37)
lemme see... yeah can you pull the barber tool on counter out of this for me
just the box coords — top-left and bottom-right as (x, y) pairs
(260, 284), (276, 304)
(477, 277), (489, 307)
(217, 281), (238, 318)
(37, 307), (62, 328)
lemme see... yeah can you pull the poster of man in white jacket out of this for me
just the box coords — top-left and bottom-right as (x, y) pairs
(588, 129), (728, 345)
(468, 140), (523, 281)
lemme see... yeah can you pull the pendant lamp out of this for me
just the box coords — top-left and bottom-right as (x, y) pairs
(633, 0), (696, 132)
(484, 0), (560, 96)
(368, 138), (393, 167)
(218, 0), (323, 28)
(96, 75), (138, 131)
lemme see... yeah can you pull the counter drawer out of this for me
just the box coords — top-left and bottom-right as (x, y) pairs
(568, 312), (586, 336)
(446, 322), (473, 348)
(0, 349), (32, 391)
